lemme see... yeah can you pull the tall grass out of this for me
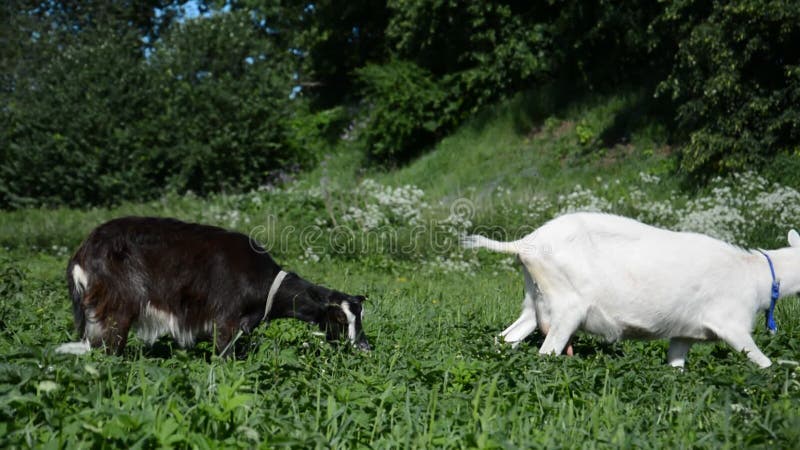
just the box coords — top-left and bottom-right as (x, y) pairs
(1, 256), (799, 448)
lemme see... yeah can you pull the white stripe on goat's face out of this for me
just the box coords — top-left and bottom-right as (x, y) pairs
(341, 301), (357, 344)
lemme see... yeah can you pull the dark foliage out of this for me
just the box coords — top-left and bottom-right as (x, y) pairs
(654, 0), (800, 174)
(0, 2), (318, 208)
(2, 0), (800, 207)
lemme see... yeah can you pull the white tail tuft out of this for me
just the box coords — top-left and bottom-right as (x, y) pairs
(461, 235), (521, 254)
(72, 264), (88, 295)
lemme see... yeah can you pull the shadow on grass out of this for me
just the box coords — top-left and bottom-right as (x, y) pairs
(514, 331), (627, 359)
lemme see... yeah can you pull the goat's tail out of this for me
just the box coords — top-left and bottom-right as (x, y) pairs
(55, 258), (95, 355)
(66, 259), (88, 338)
(461, 234), (524, 255)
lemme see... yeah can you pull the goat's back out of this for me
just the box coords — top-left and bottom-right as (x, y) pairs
(70, 217), (279, 321)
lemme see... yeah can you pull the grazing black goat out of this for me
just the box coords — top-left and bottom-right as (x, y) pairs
(56, 217), (370, 356)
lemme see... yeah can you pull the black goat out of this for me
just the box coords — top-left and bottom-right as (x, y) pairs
(56, 217), (370, 356)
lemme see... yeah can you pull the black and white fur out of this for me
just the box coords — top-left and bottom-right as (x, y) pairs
(56, 217), (370, 356)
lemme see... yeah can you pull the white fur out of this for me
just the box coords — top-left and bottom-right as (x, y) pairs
(72, 264), (88, 294)
(341, 301), (357, 344)
(463, 212), (800, 368)
(55, 339), (91, 355)
(84, 307), (104, 342)
(58, 308), (117, 353)
(136, 302), (212, 348)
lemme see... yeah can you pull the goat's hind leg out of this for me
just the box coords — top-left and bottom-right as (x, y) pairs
(55, 340), (92, 355)
(500, 296), (536, 344)
(538, 298), (584, 356)
(61, 313), (132, 355)
(500, 269), (540, 346)
(667, 338), (693, 369)
(538, 316), (581, 356)
(56, 305), (119, 355)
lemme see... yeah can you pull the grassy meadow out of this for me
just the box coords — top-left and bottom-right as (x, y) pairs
(2, 91), (800, 448)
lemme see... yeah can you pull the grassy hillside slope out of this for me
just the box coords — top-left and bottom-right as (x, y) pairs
(384, 90), (674, 198)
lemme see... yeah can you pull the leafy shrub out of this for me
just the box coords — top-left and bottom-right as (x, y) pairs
(0, 11), (319, 209)
(386, 1), (554, 106)
(366, 1), (800, 178)
(551, 2), (666, 88)
(0, 258), (25, 301)
(362, 1), (555, 166)
(0, 26), (154, 208)
(655, 0), (800, 174)
(355, 61), (447, 165)
(0, 257), (25, 333)
(287, 106), (349, 161)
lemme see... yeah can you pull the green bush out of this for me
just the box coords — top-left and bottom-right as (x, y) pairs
(386, 1), (554, 104)
(655, 0), (800, 174)
(145, 12), (315, 196)
(0, 10), (319, 209)
(355, 61), (447, 165)
(358, 1), (662, 167)
(0, 26), (152, 208)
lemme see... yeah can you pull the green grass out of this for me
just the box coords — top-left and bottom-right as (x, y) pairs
(2, 256), (800, 448)
(2, 89), (800, 448)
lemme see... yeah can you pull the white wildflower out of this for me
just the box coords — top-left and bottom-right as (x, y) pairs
(557, 185), (613, 214)
(638, 171), (661, 184)
(340, 179), (429, 230)
(298, 247), (320, 264)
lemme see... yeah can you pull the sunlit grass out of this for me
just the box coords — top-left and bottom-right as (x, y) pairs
(1, 253), (798, 448)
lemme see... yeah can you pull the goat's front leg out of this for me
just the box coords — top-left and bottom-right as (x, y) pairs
(213, 321), (239, 357)
(94, 313), (132, 355)
(716, 330), (772, 368)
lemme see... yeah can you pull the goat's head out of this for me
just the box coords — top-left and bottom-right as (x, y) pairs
(321, 293), (371, 351)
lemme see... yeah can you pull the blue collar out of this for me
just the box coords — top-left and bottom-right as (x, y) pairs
(756, 250), (780, 333)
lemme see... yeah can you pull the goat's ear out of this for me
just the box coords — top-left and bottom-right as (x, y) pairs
(355, 295), (367, 303)
(789, 229), (800, 248)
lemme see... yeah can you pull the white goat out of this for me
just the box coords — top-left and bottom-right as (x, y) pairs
(463, 212), (800, 368)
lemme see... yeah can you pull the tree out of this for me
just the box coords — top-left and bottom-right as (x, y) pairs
(1, 1), (320, 208)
